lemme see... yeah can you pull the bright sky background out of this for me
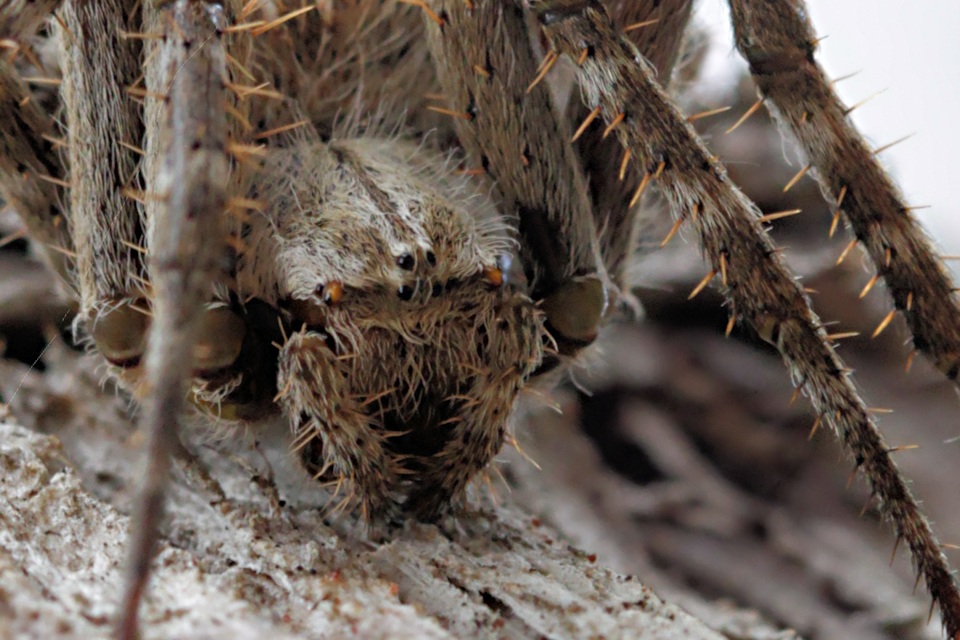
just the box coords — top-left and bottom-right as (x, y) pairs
(695, 1), (960, 262)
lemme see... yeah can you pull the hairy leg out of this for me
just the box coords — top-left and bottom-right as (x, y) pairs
(529, 0), (960, 634)
(0, 1), (62, 37)
(0, 38), (72, 283)
(423, 0), (606, 356)
(58, 0), (147, 364)
(728, 0), (960, 389)
(567, 0), (693, 283)
(117, 1), (248, 636)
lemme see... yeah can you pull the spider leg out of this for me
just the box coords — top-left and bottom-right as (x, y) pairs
(423, 0), (607, 356)
(116, 1), (242, 637)
(728, 0), (960, 389)
(529, 0), (960, 634)
(566, 0), (693, 284)
(0, 1), (63, 36)
(277, 331), (398, 519)
(0, 14), (73, 285)
(58, 1), (148, 366)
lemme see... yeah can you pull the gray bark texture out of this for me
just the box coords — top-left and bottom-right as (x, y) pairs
(0, 351), (775, 640)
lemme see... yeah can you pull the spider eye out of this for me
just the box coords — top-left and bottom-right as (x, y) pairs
(426, 250), (437, 266)
(316, 281), (344, 305)
(483, 266), (504, 287)
(398, 284), (415, 300)
(397, 253), (416, 270)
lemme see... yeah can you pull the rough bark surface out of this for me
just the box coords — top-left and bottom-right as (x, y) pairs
(0, 352), (751, 640)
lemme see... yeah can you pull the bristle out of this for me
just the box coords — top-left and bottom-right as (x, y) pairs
(602, 112), (626, 139)
(871, 309), (897, 338)
(808, 416), (822, 440)
(224, 20), (266, 33)
(250, 5), (315, 36)
(826, 331), (859, 341)
(688, 269), (717, 300)
(34, 173), (71, 188)
(726, 98), (764, 134)
(119, 239), (148, 254)
(426, 105), (473, 120)
(227, 196), (264, 211)
(905, 350), (917, 373)
(253, 119), (309, 140)
(20, 76), (61, 86)
(117, 140), (144, 156)
(858, 273), (880, 299)
(227, 82), (283, 100)
(835, 238), (858, 266)
(40, 133), (68, 148)
(789, 386), (802, 405)
(828, 209), (842, 238)
(399, 0), (445, 26)
(629, 172), (652, 208)
(873, 133), (915, 155)
(782, 163), (811, 192)
(618, 148), (631, 181)
(725, 314), (737, 337)
(120, 30), (162, 40)
(686, 105), (731, 123)
(572, 106), (601, 142)
(0, 228), (28, 248)
(624, 18), (659, 32)
(757, 208), (802, 224)
(843, 88), (886, 116)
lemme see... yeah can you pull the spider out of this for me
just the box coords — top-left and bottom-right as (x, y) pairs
(1, 0), (959, 638)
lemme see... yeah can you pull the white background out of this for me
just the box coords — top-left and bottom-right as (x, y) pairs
(696, 1), (960, 261)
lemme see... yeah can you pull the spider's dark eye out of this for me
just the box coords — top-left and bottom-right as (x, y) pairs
(431, 282), (442, 297)
(426, 250), (437, 266)
(398, 284), (415, 301)
(397, 253), (415, 270)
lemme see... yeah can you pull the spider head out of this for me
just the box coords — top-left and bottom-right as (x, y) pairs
(238, 138), (546, 511)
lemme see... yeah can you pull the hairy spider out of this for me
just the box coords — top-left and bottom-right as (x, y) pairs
(1, 0), (958, 638)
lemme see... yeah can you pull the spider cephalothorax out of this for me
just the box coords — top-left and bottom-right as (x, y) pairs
(236, 137), (545, 516)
